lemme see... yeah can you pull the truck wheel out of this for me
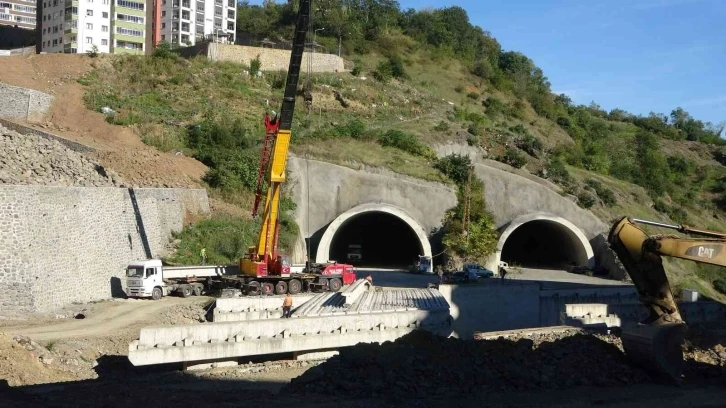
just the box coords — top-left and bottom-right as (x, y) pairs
(247, 281), (260, 296)
(180, 284), (192, 298)
(261, 282), (274, 296)
(329, 278), (342, 292)
(275, 281), (288, 295)
(288, 279), (302, 295)
(318, 277), (329, 291)
(152, 287), (162, 300)
(192, 285), (202, 296)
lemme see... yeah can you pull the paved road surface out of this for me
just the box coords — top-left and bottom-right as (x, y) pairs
(357, 267), (630, 290)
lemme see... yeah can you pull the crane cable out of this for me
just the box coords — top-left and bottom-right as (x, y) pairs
(304, 1), (313, 266)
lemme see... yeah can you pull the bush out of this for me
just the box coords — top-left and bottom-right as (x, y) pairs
(467, 92), (479, 100)
(434, 121), (450, 132)
(87, 44), (99, 58)
(334, 119), (367, 139)
(585, 178), (617, 206)
(269, 70), (286, 89)
(577, 192), (596, 208)
(250, 54), (262, 76)
(517, 134), (542, 157)
(351, 59), (362, 76)
(378, 129), (425, 156)
(467, 122), (482, 136)
(454, 85), (464, 93)
(373, 56), (407, 82)
(498, 148), (527, 168)
(152, 41), (177, 59)
(483, 97), (505, 116)
(435, 154), (472, 184)
(545, 157), (572, 185)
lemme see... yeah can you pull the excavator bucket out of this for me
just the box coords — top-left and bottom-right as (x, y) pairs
(620, 322), (687, 384)
(608, 217), (688, 382)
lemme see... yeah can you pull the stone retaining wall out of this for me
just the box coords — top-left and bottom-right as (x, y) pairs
(0, 83), (53, 122)
(0, 185), (210, 317)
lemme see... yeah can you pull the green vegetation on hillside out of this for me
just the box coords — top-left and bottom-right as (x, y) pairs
(76, 1), (726, 296)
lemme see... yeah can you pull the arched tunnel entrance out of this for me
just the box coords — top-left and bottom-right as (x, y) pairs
(497, 214), (594, 269)
(315, 204), (433, 271)
(330, 212), (422, 267)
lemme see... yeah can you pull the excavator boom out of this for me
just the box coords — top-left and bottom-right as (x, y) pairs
(608, 216), (726, 382)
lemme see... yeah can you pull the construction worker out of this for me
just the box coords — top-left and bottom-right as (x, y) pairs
(365, 274), (373, 285)
(200, 248), (206, 265)
(282, 293), (293, 318)
(436, 265), (443, 284)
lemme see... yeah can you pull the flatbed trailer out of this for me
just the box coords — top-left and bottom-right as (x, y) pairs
(126, 259), (355, 300)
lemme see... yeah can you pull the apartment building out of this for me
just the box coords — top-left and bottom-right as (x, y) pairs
(0, 0), (37, 29)
(37, 0), (147, 54)
(156, 0), (235, 47)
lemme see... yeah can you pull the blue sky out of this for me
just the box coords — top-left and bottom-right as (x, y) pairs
(252, 0), (725, 126)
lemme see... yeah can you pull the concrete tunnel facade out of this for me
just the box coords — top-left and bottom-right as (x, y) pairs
(490, 213), (595, 272)
(315, 203), (434, 272)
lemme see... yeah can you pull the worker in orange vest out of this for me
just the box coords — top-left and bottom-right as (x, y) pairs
(282, 293), (293, 318)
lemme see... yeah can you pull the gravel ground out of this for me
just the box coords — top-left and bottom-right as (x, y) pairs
(0, 125), (124, 187)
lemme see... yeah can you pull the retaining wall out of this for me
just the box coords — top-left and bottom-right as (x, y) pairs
(176, 43), (345, 73)
(0, 83), (53, 122)
(0, 185), (210, 316)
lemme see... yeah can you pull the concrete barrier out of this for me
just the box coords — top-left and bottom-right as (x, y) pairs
(128, 309), (452, 366)
(563, 301), (726, 329)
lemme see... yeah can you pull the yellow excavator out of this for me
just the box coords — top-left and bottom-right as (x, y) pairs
(608, 216), (726, 382)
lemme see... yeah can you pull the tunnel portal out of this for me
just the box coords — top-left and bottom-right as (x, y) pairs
(328, 211), (423, 268)
(500, 218), (591, 269)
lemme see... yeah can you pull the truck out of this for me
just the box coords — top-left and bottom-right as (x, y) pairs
(126, 0), (357, 300)
(347, 244), (362, 263)
(125, 258), (356, 300)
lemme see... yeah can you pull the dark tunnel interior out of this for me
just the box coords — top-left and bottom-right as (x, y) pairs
(501, 220), (588, 268)
(329, 212), (423, 268)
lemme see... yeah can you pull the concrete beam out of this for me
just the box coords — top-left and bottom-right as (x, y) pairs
(342, 279), (371, 306)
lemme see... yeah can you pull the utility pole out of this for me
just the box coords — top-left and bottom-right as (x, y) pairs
(463, 165), (472, 242)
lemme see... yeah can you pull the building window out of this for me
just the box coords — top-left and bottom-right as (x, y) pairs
(117, 0), (144, 10)
(42, 28), (46, 34)
(116, 40), (143, 50)
(227, 10), (233, 19)
(102, 39), (108, 45)
(116, 13), (144, 24)
(116, 26), (143, 37)
(86, 23), (92, 29)
(86, 9), (92, 16)
(86, 37), (92, 43)
(71, 35), (76, 42)
(227, 22), (233, 31)
(161, 11), (165, 16)
(161, 22), (165, 28)
(102, 11), (108, 18)
(161, 34), (165, 41)
(13, 4), (36, 13)
(102, 25), (108, 32)
(53, 39), (57, 45)
(103, 0), (109, 4)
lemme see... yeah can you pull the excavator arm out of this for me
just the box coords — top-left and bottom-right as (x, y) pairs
(241, 0), (311, 277)
(608, 216), (726, 382)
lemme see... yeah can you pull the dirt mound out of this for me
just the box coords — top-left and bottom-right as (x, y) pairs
(0, 125), (123, 187)
(287, 329), (654, 398)
(0, 54), (208, 191)
(0, 334), (92, 387)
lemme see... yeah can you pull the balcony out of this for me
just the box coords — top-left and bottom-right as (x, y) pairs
(181, 12), (190, 20)
(181, 1), (189, 7)
(227, 0), (233, 7)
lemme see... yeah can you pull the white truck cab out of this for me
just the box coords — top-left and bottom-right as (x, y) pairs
(126, 259), (164, 299)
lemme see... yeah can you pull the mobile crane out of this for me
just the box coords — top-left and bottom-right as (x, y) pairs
(239, 0), (355, 293)
(125, 0), (355, 300)
(608, 216), (726, 382)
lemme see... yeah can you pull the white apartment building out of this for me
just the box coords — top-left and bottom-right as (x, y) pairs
(0, 0), (37, 30)
(38, 0), (146, 54)
(157, 0), (235, 47)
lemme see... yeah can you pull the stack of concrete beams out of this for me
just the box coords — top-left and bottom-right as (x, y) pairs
(128, 280), (452, 366)
(212, 295), (316, 322)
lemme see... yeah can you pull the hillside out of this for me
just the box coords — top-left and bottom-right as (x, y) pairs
(1, 2), (726, 299)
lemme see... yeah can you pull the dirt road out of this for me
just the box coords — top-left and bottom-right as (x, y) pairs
(5, 297), (213, 342)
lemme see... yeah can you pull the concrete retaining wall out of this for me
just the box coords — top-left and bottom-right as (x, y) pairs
(0, 118), (94, 153)
(176, 43), (345, 73)
(0, 185), (210, 316)
(0, 83), (53, 122)
(439, 283), (638, 339)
